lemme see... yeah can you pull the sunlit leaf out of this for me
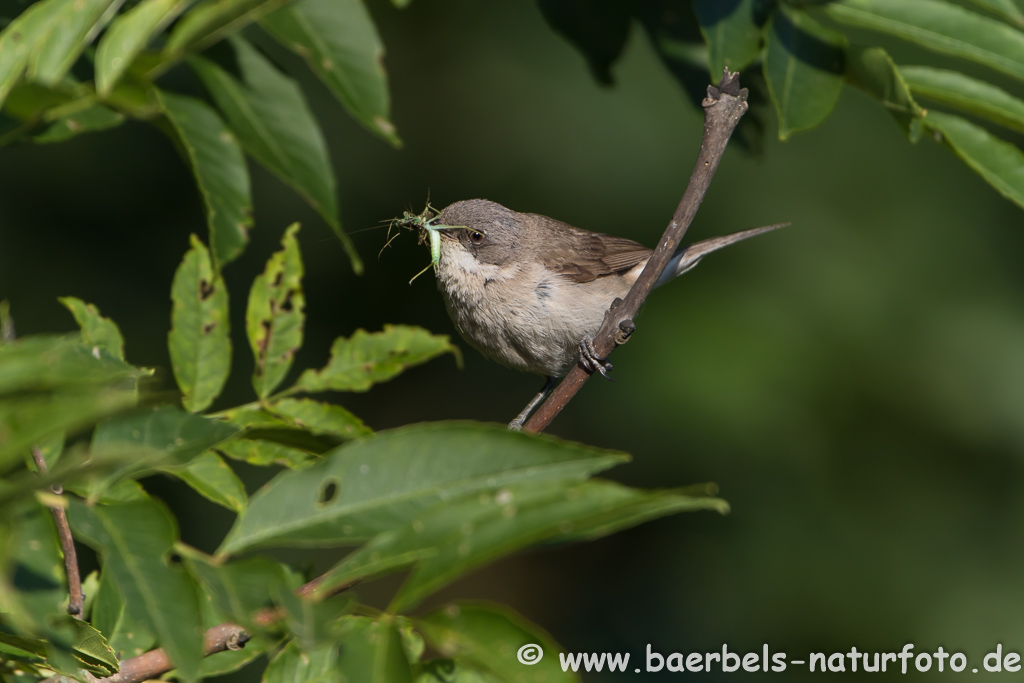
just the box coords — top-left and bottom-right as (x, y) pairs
(295, 325), (458, 394)
(247, 223), (305, 398)
(169, 235), (232, 412)
(217, 422), (628, 555)
(59, 297), (125, 360)
(69, 497), (204, 682)
(26, 0), (120, 87)
(694, 0), (765, 78)
(823, 0), (1024, 83)
(260, 0), (399, 146)
(901, 65), (1024, 134)
(158, 90), (252, 267)
(269, 398), (370, 441)
(167, 451), (247, 512)
(335, 617), (413, 683)
(0, 0), (59, 108)
(217, 437), (314, 469)
(763, 5), (846, 140)
(95, 0), (193, 96)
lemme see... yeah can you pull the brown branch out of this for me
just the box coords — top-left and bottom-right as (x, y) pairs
(523, 69), (750, 433)
(32, 452), (83, 618)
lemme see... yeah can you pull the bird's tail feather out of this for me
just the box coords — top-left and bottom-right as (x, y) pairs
(655, 223), (789, 288)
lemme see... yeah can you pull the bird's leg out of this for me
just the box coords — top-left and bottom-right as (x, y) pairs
(578, 335), (613, 380)
(509, 376), (557, 430)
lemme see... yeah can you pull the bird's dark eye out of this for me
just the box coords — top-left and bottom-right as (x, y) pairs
(470, 231), (484, 243)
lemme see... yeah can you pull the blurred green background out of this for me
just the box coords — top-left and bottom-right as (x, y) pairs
(4, 1), (1024, 680)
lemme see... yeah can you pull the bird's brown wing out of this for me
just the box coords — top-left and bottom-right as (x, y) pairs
(530, 214), (652, 284)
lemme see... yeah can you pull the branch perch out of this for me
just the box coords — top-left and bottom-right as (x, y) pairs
(523, 68), (750, 433)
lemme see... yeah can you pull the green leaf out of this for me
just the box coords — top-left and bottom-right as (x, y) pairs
(92, 566), (157, 658)
(182, 551), (285, 628)
(416, 660), (503, 683)
(217, 422), (628, 555)
(763, 5), (847, 140)
(191, 37), (362, 273)
(296, 326), (458, 394)
(965, 0), (1024, 29)
(263, 640), (341, 683)
(269, 397), (371, 440)
(168, 235), (232, 412)
(0, 335), (141, 393)
(823, 0), (1024, 84)
(919, 110), (1024, 210)
(259, 0), (400, 145)
(25, 0), (120, 87)
(68, 619), (119, 676)
(95, 0), (193, 96)
(167, 451), (247, 512)
(158, 90), (252, 267)
(318, 481), (727, 611)
(844, 45), (922, 135)
(217, 437), (314, 468)
(59, 297), (125, 360)
(4, 506), (66, 633)
(0, 619), (119, 676)
(272, 574), (349, 651)
(336, 617), (413, 683)
(32, 104), (124, 143)
(0, 0), (59, 109)
(246, 223), (305, 398)
(164, 0), (291, 57)
(694, 0), (765, 78)
(417, 602), (578, 683)
(901, 65), (1024, 134)
(69, 497), (204, 682)
(535, 0), (631, 86)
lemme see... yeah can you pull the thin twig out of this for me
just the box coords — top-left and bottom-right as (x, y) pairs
(523, 68), (750, 433)
(31, 446), (84, 617)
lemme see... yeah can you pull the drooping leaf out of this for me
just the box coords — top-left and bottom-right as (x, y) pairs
(295, 325), (458, 394)
(263, 640), (340, 683)
(32, 104), (125, 143)
(164, 0), (291, 58)
(844, 45), (922, 135)
(166, 451), (247, 512)
(95, 0), (193, 96)
(919, 110), (1024, 210)
(69, 497), (204, 682)
(335, 617), (413, 683)
(259, 0), (399, 146)
(763, 5), (846, 140)
(158, 90), (253, 267)
(25, 0), (120, 87)
(269, 397), (370, 440)
(901, 65), (1024, 134)
(191, 37), (362, 272)
(59, 297), (125, 360)
(247, 222), (305, 398)
(823, 0), (1024, 83)
(168, 235), (232, 412)
(694, 0), (767, 78)
(417, 602), (578, 683)
(535, 0), (632, 85)
(217, 422), (628, 555)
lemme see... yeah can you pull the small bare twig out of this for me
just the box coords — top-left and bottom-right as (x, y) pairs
(523, 69), (751, 433)
(31, 446), (84, 617)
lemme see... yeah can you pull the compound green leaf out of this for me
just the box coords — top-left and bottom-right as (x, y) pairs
(247, 223), (304, 398)
(919, 110), (1024, 210)
(335, 617), (413, 683)
(95, 0), (193, 96)
(158, 91), (252, 267)
(763, 5), (847, 140)
(269, 397), (370, 440)
(694, 0), (765, 78)
(59, 297), (125, 360)
(823, 0), (1024, 83)
(168, 451), (247, 512)
(295, 325), (458, 394)
(217, 422), (628, 555)
(260, 0), (399, 146)
(164, 0), (291, 57)
(902, 65), (1024, 134)
(69, 497), (204, 682)
(844, 45), (922, 135)
(191, 38), (361, 272)
(169, 235), (232, 412)
(417, 602), (577, 683)
(26, 0), (120, 87)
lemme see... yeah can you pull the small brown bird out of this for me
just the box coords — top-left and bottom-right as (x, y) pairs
(422, 199), (782, 428)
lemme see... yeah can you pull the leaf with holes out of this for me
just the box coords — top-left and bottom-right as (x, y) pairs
(694, 0), (766, 78)
(260, 0), (399, 145)
(169, 235), (232, 412)
(295, 325), (458, 393)
(95, 0), (193, 96)
(191, 37), (361, 273)
(763, 5), (847, 140)
(69, 497), (204, 682)
(246, 223), (304, 398)
(217, 422), (628, 555)
(902, 65), (1024, 135)
(159, 91), (252, 267)
(59, 297), (125, 360)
